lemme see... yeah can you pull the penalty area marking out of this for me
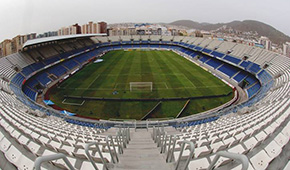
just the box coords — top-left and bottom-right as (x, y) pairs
(114, 82), (169, 90)
(62, 99), (85, 106)
(58, 84), (226, 91)
(86, 74), (100, 89)
(180, 74), (196, 88)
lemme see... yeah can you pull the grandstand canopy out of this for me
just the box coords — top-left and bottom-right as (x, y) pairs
(22, 33), (107, 49)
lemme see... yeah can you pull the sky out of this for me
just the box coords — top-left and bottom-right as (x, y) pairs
(1, 0), (290, 42)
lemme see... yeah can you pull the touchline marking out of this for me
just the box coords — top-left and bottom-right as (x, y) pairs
(163, 82), (169, 89)
(87, 74), (100, 89)
(61, 83), (70, 89)
(113, 83), (119, 90)
(181, 74), (196, 88)
(62, 99), (85, 106)
(97, 73), (184, 76)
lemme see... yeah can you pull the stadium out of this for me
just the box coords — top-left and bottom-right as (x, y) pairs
(0, 33), (289, 170)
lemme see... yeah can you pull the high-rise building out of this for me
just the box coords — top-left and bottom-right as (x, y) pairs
(12, 35), (26, 53)
(73, 24), (81, 34)
(25, 33), (36, 41)
(69, 24), (81, 35)
(81, 21), (107, 34)
(82, 21), (99, 34)
(58, 24), (81, 36)
(98, 22), (107, 34)
(0, 33), (36, 57)
(0, 39), (13, 57)
(259, 36), (272, 51)
(283, 42), (290, 58)
(58, 27), (69, 36)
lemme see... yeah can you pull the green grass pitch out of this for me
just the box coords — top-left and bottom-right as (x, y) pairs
(49, 50), (233, 120)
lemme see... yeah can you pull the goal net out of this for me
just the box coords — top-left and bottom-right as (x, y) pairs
(130, 82), (153, 92)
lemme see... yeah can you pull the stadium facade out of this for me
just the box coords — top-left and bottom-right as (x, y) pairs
(0, 34), (289, 169)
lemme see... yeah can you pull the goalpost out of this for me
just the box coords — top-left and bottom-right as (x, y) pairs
(130, 82), (153, 92)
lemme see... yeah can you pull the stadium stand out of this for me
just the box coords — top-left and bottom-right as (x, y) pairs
(217, 64), (240, 78)
(224, 55), (242, 65)
(230, 44), (252, 58)
(233, 71), (248, 83)
(211, 51), (225, 58)
(206, 58), (223, 69)
(199, 39), (213, 48)
(192, 38), (204, 46)
(0, 35), (289, 170)
(206, 40), (223, 50)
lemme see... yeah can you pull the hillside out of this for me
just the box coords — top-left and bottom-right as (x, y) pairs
(169, 20), (290, 44)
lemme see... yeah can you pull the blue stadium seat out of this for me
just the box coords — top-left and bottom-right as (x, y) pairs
(247, 83), (261, 98)
(21, 66), (34, 76)
(248, 63), (261, 73)
(11, 74), (25, 87)
(23, 86), (37, 101)
(239, 61), (251, 68)
(206, 59), (223, 69)
(258, 70), (272, 84)
(211, 51), (225, 58)
(224, 55), (241, 64)
(31, 62), (46, 71)
(244, 75), (258, 86)
(233, 71), (248, 83)
(47, 65), (67, 77)
(34, 72), (52, 86)
(199, 55), (211, 63)
(26, 79), (39, 89)
(194, 46), (202, 51)
(201, 48), (212, 54)
(62, 60), (79, 70)
(43, 56), (61, 65)
(218, 64), (240, 77)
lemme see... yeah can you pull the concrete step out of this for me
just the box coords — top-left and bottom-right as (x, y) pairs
(101, 128), (120, 136)
(111, 129), (173, 170)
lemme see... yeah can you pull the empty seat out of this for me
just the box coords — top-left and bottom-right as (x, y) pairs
(80, 161), (104, 170)
(264, 140), (282, 161)
(188, 157), (210, 170)
(0, 137), (11, 152)
(250, 150), (271, 170)
(4, 145), (22, 165)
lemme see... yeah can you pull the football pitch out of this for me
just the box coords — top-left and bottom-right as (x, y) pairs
(49, 50), (233, 119)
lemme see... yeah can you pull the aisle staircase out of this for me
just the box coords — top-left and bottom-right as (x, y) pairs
(34, 127), (250, 170)
(112, 129), (174, 170)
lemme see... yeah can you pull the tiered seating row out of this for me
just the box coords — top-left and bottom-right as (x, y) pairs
(174, 75), (290, 169)
(0, 36), (289, 170)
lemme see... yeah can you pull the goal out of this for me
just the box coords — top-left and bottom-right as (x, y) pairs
(130, 82), (153, 92)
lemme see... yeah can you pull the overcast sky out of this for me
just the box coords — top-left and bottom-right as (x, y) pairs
(1, 0), (289, 42)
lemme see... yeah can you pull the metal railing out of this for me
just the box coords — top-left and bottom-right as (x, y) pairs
(208, 151), (249, 170)
(106, 135), (119, 163)
(166, 135), (177, 162)
(85, 142), (109, 170)
(152, 126), (164, 143)
(146, 117), (174, 130)
(84, 128), (131, 169)
(175, 141), (195, 170)
(34, 153), (75, 170)
(153, 126), (168, 156)
(109, 118), (137, 131)
(115, 132), (124, 154)
(117, 127), (130, 148)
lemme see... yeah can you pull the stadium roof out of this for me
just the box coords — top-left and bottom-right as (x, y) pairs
(22, 33), (106, 49)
